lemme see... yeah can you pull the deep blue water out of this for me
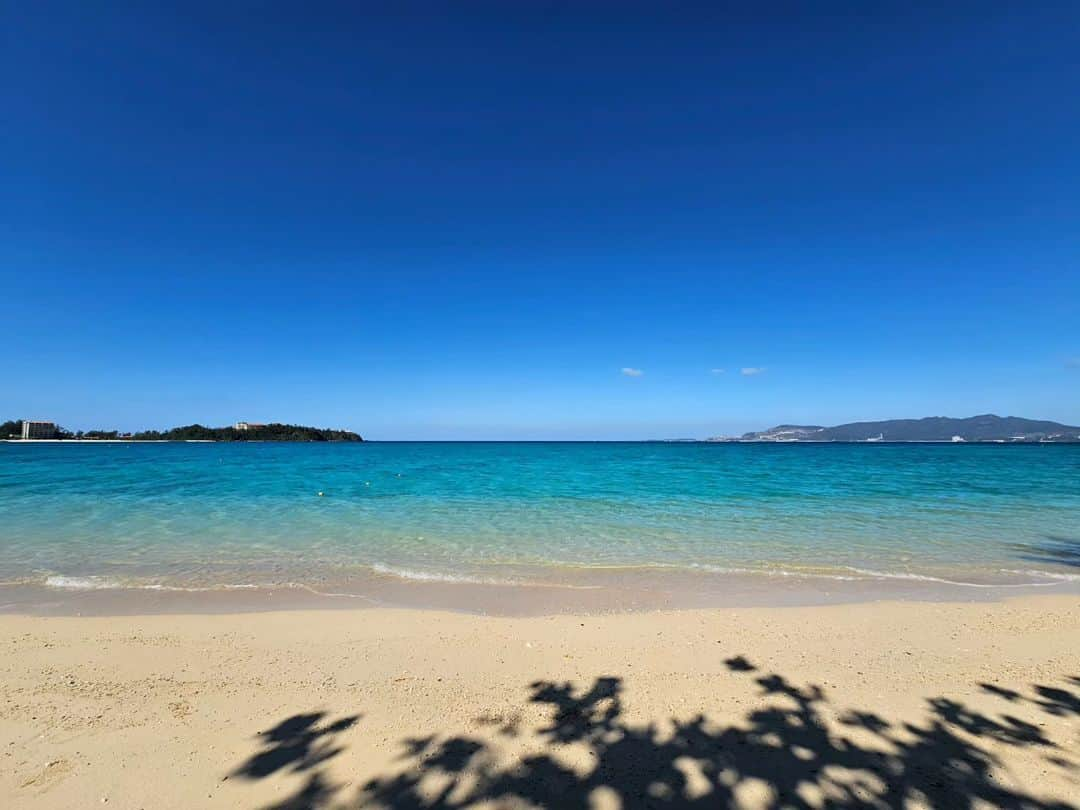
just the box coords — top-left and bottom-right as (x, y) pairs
(1, 442), (1078, 594)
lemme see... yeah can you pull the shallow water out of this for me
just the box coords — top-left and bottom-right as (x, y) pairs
(1, 441), (1077, 612)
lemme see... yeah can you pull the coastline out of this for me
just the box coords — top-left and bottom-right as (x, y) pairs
(5, 438), (1078, 443)
(3, 595), (1078, 808)
(4, 561), (1079, 617)
(2, 439), (171, 443)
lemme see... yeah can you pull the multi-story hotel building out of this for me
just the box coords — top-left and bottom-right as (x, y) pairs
(21, 421), (58, 439)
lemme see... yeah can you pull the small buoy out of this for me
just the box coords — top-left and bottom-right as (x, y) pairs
(317, 491), (324, 497)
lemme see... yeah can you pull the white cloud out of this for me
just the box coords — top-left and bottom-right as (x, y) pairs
(710, 368), (725, 375)
(621, 367), (644, 377)
(740, 367), (765, 376)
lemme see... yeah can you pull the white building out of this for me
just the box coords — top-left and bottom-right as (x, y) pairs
(234, 422), (267, 431)
(21, 421), (58, 439)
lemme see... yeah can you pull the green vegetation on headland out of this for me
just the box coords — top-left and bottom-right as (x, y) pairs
(1, 420), (362, 442)
(0, 420), (23, 439)
(130, 423), (363, 442)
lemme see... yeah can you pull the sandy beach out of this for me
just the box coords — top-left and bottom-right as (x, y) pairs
(2, 595), (1078, 809)
(8, 3), (1080, 808)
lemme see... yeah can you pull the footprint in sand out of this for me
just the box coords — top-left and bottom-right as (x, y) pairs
(20, 759), (73, 793)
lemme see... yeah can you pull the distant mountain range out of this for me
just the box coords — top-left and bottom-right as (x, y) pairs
(712, 415), (1080, 443)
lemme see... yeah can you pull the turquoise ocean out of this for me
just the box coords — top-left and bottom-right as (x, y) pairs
(1, 442), (1078, 610)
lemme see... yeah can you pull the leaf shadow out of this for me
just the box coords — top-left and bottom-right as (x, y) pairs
(236, 664), (1079, 809)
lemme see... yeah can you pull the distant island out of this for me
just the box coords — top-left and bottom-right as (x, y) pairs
(710, 414), (1080, 443)
(1, 420), (363, 442)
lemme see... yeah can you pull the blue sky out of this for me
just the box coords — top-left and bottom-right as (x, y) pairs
(4, 3), (1078, 439)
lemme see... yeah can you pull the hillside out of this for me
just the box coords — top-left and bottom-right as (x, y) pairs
(738, 415), (1080, 443)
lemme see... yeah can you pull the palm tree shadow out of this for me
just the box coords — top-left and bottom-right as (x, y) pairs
(239, 666), (1079, 809)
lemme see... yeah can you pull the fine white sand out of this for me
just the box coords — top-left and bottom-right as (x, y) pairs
(2, 595), (1078, 808)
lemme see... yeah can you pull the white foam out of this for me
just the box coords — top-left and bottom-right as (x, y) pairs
(689, 563), (861, 581)
(370, 563), (519, 586)
(37, 562), (1077, 598)
(44, 575), (123, 590)
(141, 582), (263, 592)
(999, 568), (1080, 583)
(842, 567), (1062, 588)
(44, 576), (268, 593)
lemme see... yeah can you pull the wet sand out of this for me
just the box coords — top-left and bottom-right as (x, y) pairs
(2, 594), (1078, 808)
(4, 563), (1079, 617)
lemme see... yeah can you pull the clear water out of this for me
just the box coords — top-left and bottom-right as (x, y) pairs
(1, 442), (1078, 600)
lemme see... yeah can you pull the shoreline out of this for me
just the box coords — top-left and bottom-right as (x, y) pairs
(6, 438), (1080, 443)
(3, 565), (1079, 617)
(3, 595), (1078, 808)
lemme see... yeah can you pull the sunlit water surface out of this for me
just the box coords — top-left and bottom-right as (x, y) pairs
(1, 442), (1078, 608)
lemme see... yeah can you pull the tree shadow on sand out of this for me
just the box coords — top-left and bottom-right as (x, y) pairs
(239, 662), (1079, 809)
(231, 711), (360, 781)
